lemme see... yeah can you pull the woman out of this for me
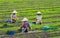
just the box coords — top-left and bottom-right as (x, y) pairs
(11, 10), (17, 23)
(36, 11), (42, 24)
(21, 18), (31, 33)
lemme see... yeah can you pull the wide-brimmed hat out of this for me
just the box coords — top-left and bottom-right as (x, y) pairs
(22, 18), (28, 21)
(12, 10), (17, 13)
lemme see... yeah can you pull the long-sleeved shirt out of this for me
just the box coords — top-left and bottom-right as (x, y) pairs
(11, 14), (17, 19)
(36, 15), (42, 20)
(22, 22), (30, 28)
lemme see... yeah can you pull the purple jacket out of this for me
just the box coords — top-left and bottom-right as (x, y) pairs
(22, 23), (30, 28)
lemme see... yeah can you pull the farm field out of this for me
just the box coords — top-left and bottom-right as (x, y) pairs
(0, 0), (60, 38)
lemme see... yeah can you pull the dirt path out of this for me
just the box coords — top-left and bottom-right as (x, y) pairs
(0, 30), (60, 38)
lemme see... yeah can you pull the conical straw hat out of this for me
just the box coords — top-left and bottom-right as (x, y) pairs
(22, 18), (28, 21)
(12, 10), (17, 13)
(37, 11), (41, 14)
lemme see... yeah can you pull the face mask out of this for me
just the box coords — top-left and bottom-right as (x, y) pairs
(24, 21), (28, 24)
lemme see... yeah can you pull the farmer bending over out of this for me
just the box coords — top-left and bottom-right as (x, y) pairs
(11, 10), (18, 23)
(21, 18), (31, 33)
(36, 11), (42, 24)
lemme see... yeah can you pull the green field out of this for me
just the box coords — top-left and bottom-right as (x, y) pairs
(0, 0), (60, 38)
